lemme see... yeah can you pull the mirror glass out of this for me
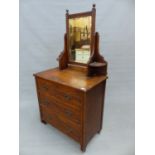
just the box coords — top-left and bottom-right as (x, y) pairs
(69, 16), (92, 63)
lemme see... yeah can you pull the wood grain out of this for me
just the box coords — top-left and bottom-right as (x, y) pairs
(33, 4), (108, 152)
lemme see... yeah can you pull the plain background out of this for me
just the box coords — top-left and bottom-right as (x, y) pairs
(20, 0), (135, 155)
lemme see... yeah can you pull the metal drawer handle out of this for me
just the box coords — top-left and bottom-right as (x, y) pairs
(43, 99), (49, 106)
(64, 94), (71, 100)
(42, 85), (48, 91)
(76, 120), (80, 124)
(65, 110), (72, 117)
(66, 127), (73, 133)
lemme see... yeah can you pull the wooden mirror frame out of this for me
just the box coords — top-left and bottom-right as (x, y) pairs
(66, 6), (95, 66)
(57, 4), (107, 76)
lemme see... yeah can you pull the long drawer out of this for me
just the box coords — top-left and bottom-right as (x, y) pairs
(40, 93), (81, 125)
(41, 105), (81, 142)
(37, 78), (83, 110)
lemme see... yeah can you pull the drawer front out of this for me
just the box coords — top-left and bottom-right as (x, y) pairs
(41, 106), (81, 142)
(37, 78), (83, 110)
(40, 94), (81, 125)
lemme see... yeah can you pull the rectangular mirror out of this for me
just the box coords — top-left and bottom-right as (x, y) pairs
(68, 16), (92, 64)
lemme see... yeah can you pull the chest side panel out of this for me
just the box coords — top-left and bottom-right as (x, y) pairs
(84, 80), (106, 145)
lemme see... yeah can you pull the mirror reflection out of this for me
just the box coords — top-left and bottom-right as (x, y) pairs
(69, 16), (92, 63)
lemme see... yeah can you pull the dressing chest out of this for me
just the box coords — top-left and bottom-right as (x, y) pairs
(34, 4), (108, 151)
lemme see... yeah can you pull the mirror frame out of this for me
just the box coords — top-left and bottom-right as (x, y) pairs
(66, 5), (96, 66)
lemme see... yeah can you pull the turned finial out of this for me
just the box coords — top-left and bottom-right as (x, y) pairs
(92, 4), (96, 9)
(66, 9), (69, 15)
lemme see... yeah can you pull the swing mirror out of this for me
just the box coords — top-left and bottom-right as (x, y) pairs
(68, 16), (92, 64)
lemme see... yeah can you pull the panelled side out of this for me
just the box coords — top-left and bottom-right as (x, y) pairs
(84, 80), (106, 148)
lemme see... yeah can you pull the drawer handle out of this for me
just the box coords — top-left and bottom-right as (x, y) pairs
(76, 120), (80, 124)
(42, 85), (48, 91)
(64, 94), (71, 100)
(66, 127), (73, 133)
(65, 110), (72, 117)
(42, 99), (50, 106)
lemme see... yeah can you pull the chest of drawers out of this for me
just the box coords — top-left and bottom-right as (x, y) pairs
(34, 67), (107, 151)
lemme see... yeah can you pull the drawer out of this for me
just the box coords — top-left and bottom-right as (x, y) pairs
(37, 78), (83, 109)
(40, 94), (81, 125)
(39, 90), (81, 111)
(41, 106), (81, 142)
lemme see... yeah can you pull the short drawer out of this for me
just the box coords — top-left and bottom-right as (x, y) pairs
(40, 94), (81, 125)
(41, 106), (81, 142)
(37, 78), (83, 109)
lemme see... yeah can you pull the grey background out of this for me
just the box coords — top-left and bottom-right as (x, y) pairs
(20, 0), (135, 155)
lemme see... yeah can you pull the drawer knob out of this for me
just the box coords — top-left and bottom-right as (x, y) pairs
(64, 94), (71, 100)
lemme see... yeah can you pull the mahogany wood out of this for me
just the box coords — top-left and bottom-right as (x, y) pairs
(57, 33), (68, 69)
(58, 4), (107, 76)
(33, 4), (108, 152)
(34, 68), (107, 151)
(88, 32), (108, 76)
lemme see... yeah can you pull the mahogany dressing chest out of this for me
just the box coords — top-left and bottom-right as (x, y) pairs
(34, 4), (108, 151)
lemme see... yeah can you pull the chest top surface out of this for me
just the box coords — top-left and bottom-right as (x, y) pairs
(34, 67), (107, 91)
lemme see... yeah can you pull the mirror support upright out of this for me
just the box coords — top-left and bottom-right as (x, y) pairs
(87, 32), (108, 76)
(57, 33), (68, 70)
(57, 4), (107, 76)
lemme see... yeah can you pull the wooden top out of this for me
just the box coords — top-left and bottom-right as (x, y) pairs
(34, 68), (107, 92)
